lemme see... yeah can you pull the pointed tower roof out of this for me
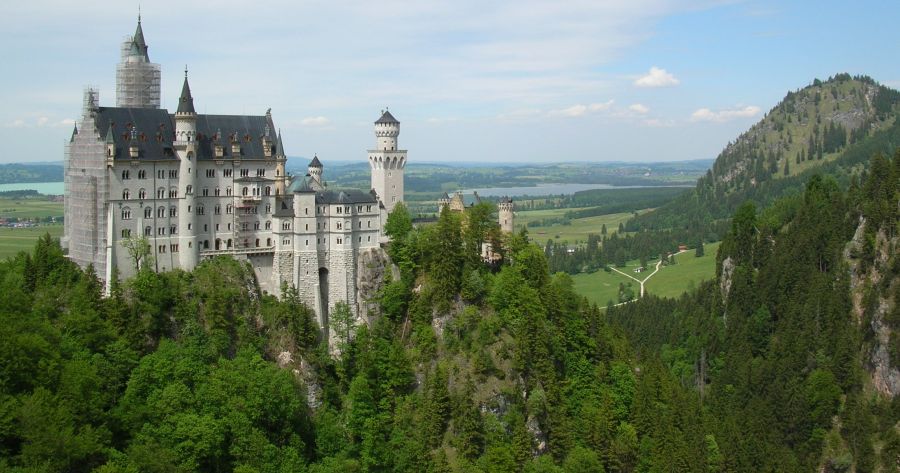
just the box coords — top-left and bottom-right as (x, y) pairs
(132, 16), (150, 61)
(441, 192), (450, 200)
(70, 124), (78, 143)
(105, 122), (115, 144)
(176, 69), (196, 114)
(375, 110), (399, 124)
(309, 155), (323, 168)
(277, 129), (285, 156)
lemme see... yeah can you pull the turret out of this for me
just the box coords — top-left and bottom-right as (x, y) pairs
(498, 196), (514, 234)
(369, 109), (406, 215)
(438, 192), (451, 212)
(275, 129), (286, 195)
(308, 155), (323, 185)
(174, 69), (198, 270)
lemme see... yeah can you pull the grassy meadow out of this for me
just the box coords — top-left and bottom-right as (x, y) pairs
(0, 197), (64, 219)
(0, 225), (64, 260)
(518, 208), (644, 246)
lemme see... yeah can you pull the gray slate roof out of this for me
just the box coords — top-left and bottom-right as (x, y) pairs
(316, 189), (378, 205)
(176, 75), (195, 114)
(95, 107), (278, 161)
(309, 155), (323, 168)
(375, 110), (399, 124)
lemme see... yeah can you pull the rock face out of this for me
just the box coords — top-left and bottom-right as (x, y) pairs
(719, 256), (736, 302)
(845, 217), (900, 397)
(356, 247), (397, 324)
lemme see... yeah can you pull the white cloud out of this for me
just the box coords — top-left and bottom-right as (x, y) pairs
(548, 100), (615, 118)
(628, 103), (650, 114)
(690, 105), (761, 122)
(634, 66), (680, 88)
(300, 116), (330, 127)
(642, 118), (674, 127)
(589, 100), (615, 112)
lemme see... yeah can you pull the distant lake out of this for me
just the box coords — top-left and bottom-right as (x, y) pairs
(459, 183), (689, 197)
(0, 182), (65, 195)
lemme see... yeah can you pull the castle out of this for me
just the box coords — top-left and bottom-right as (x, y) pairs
(63, 17), (512, 330)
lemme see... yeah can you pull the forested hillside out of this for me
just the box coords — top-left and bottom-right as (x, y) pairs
(0, 151), (897, 472)
(629, 74), (900, 237)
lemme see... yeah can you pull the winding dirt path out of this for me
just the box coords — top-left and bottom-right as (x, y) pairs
(604, 249), (688, 307)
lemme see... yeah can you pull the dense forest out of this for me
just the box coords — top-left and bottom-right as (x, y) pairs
(1, 147), (897, 471)
(0, 164), (62, 185)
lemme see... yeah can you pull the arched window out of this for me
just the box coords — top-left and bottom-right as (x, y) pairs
(138, 188), (146, 199)
(122, 189), (130, 200)
(157, 206), (165, 218)
(266, 238), (272, 246)
(170, 225), (177, 234)
(264, 186), (271, 196)
(144, 226), (152, 236)
(227, 239), (233, 248)
(215, 187), (221, 196)
(214, 204), (221, 215)
(169, 188), (177, 198)
(122, 170), (130, 180)
(138, 169), (146, 179)
(226, 204), (233, 214)
(197, 205), (205, 216)
(186, 185), (193, 195)
(121, 229), (131, 238)
(157, 187), (165, 199)
(169, 206), (177, 217)
(144, 207), (152, 218)
(226, 187), (232, 196)
(215, 239), (222, 250)
(242, 187), (249, 196)
(255, 238), (260, 247)
(265, 221), (271, 230)
(121, 207), (132, 220)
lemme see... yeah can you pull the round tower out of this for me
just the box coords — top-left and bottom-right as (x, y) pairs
(369, 110), (406, 214)
(174, 69), (198, 269)
(498, 196), (514, 234)
(308, 155), (323, 185)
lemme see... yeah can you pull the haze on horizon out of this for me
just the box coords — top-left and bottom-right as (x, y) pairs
(2, 0), (898, 165)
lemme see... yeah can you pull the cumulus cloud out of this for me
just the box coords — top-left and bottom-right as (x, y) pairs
(628, 103), (650, 114)
(690, 105), (761, 122)
(634, 66), (680, 88)
(589, 100), (615, 112)
(300, 116), (330, 126)
(548, 100), (615, 118)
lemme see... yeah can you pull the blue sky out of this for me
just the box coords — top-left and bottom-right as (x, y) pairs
(2, 0), (898, 164)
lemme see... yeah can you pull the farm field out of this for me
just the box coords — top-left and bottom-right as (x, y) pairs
(0, 224), (64, 260)
(519, 208), (645, 245)
(644, 241), (721, 299)
(0, 197), (64, 219)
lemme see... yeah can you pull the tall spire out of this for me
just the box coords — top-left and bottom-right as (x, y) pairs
(132, 13), (149, 61)
(176, 67), (195, 114)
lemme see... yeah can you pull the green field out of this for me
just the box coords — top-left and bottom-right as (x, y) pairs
(0, 225), (64, 260)
(571, 242), (721, 306)
(644, 242), (721, 298)
(0, 197), (64, 219)
(518, 208), (644, 245)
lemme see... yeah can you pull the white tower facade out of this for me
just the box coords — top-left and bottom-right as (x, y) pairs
(499, 196), (514, 234)
(368, 110), (406, 214)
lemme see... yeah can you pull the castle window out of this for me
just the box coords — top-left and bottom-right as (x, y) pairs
(157, 187), (165, 198)
(204, 240), (209, 249)
(337, 207), (342, 214)
(226, 204), (233, 214)
(268, 238), (272, 246)
(224, 169), (233, 177)
(214, 204), (221, 215)
(122, 170), (130, 180)
(144, 226), (151, 236)
(186, 185), (193, 195)
(157, 206), (165, 218)
(336, 222), (342, 230)
(264, 186), (271, 196)
(367, 220), (371, 228)
(197, 205), (205, 215)
(121, 229), (131, 238)
(254, 222), (260, 230)
(226, 187), (232, 196)
(305, 224), (309, 231)
(240, 169), (250, 177)
(122, 189), (130, 200)
(169, 170), (178, 179)
(157, 227), (165, 236)
(138, 188), (146, 199)
(304, 208), (308, 215)
(170, 225), (177, 234)
(158, 245), (166, 253)
(257, 169), (265, 176)
(255, 239), (260, 247)
(357, 205), (362, 212)
(121, 207), (132, 220)
(227, 223), (232, 230)
(187, 223), (192, 231)
(345, 206), (350, 213)
(216, 224), (220, 231)
(227, 239), (233, 248)
(187, 205), (191, 213)
(282, 222), (290, 230)
(305, 239), (308, 246)
(206, 169), (215, 178)
(138, 170), (146, 179)
(337, 238), (343, 244)
(204, 224), (208, 232)
(241, 223), (248, 231)
(265, 221), (271, 230)
(242, 187), (248, 196)
(157, 170), (165, 179)
(171, 244), (179, 252)
(367, 205), (372, 212)
(169, 206), (177, 217)
(283, 239), (290, 245)
(169, 188), (177, 198)
(266, 204), (271, 214)
(202, 188), (209, 196)
(144, 207), (152, 218)
(215, 187), (221, 196)
(367, 236), (371, 242)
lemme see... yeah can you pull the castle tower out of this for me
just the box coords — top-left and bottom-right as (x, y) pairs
(174, 70), (198, 269)
(308, 155), (324, 188)
(116, 15), (161, 108)
(275, 130), (287, 195)
(438, 192), (450, 212)
(499, 196), (514, 234)
(369, 110), (406, 214)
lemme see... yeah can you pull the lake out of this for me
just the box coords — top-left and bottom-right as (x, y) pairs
(459, 183), (689, 197)
(0, 182), (65, 195)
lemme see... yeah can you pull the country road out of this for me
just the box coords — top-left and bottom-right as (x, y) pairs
(603, 249), (689, 308)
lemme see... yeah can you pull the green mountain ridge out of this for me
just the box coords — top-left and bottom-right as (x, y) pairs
(630, 74), (900, 235)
